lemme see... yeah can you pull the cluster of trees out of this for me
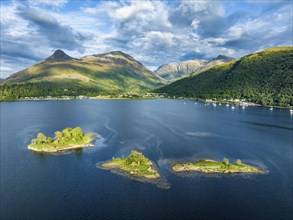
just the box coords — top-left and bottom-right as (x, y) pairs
(222, 158), (242, 166)
(32, 127), (85, 146)
(125, 150), (149, 165)
(0, 83), (103, 101)
(156, 47), (293, 107)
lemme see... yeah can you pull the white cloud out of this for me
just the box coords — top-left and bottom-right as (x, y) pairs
(28, 0), (68, 8)
(0, 0), (292, 78)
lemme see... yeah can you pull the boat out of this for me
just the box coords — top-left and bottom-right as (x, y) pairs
(226, 104), (229, 107)
(212, 103), (217, 107)
(231, 106), (235, 109)
(270, 107), (273, 111)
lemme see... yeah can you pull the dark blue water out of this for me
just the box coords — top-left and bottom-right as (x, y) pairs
(1, 99), (292, 219)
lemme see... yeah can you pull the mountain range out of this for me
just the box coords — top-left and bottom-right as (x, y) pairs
(2, 50), (164, 93)
(1, 46), (292, 107)
(156, 46), (293, 106)
(154, 55), (234, 82)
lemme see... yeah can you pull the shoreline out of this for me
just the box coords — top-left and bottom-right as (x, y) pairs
(172, 159), (264, 174)
(101, 162), (160, 179)
(28, 143), (94, 153)
(1, 97), (292, 110)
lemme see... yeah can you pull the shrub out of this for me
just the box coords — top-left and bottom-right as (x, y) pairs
(223, 158), (229, 166)
(37, 133), (47, 142)
(236, 159), (242, 165)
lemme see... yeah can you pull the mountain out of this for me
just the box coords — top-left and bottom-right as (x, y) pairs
(194, 55), (234, 75)
(155, 46), (293, 107)
(1, 50), (164, 99)
(155, 59), (207, 81)
(155, 55), (234, 81)
(45, 49), (76, 61)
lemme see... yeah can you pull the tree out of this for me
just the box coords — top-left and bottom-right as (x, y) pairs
(236, 159), (242, 165)
(54, 131), (63, 140)
(71, 127), (83, 140)
(223, 158), (229, 166)
(62, 128), (72, 139)
(37, 133), (47, 142)
(47, 137), (53, 143)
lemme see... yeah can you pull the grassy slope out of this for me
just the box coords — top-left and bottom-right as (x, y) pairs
(156, 47), (293, 106)
(2, 52), (164, 94)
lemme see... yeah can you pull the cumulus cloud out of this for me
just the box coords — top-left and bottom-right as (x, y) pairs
(224, 4), (292, 50)
(0, 0), (292, 78)
(16, 5), (91, 52)
(27, 0), (68, 8)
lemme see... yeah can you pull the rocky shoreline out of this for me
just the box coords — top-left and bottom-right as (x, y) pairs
(172, 159), (264, 174)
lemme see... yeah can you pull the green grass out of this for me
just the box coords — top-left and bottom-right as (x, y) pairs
(1, 52), (165, 101)
(102, 150), (160, 178)
(172, 159), (263, 173)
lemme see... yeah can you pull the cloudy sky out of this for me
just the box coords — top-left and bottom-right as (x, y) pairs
(1, 0), (292, 78)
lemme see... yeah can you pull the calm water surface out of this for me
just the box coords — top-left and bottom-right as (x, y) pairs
(1, 99), (292, 219)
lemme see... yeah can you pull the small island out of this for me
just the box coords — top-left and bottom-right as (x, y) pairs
(28, 127), (95, 153)
(172, 158), (264, 174)
(101, 150), (160, 179)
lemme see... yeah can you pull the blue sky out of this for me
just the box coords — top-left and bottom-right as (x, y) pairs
(1, 0), (292, 78)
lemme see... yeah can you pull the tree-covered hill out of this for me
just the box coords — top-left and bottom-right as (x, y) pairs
(155, 47), (293, 107)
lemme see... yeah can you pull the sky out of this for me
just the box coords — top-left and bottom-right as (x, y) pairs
(0, 0), (292, 78)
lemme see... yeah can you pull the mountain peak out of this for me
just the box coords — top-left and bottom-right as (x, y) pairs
(46, 49), (74, 61)
(211, 55), (235, 62)
(108, 51), (135, 60)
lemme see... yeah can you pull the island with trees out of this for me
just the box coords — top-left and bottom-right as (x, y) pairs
(28, 127), (95, 153)
(101, 150), (160, 179)
(172, 158), (264, 174)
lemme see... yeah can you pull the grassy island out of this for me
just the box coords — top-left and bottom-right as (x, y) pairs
(172, 158), (263, 174)
(101, 150), (160, 179)
(28, 127), (94, 153)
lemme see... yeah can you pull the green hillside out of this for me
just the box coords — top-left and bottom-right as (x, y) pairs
(155, 47), (293, 107)
(0, 50), (164, 100)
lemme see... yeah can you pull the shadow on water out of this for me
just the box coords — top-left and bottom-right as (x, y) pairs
(239, 121), (293, 131)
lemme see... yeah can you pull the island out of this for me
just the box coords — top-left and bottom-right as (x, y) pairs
(28, 127), (95, 153)
(172, 158), (264, 174)
(101, 150), (160, 179)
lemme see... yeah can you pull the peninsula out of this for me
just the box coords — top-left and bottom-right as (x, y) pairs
(28, 127), (94, 153)
(101, 150), (160, 179)
(172, 158), (263, 174)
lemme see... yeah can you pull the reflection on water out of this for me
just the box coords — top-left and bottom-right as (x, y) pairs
(1, 99), (292, 219)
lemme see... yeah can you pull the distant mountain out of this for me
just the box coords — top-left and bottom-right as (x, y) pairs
(1, 50), (164, 99)
(155, 59), (207, 81)
(156, 47), (293, 107)
(155, 55), (234, 81)
(194, 55), (235, 75)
